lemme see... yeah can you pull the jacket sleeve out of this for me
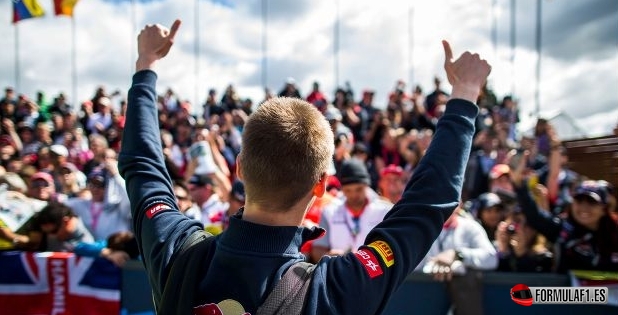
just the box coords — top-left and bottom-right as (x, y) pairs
(460, 219), (498, 270)
(118, 70), (204, 304)
(307, 99), (479, 315)
(515, 183), (561, 242)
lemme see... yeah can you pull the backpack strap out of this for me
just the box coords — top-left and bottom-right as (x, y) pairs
(256, 261), (316, 315)
(157, 230), (214, 315)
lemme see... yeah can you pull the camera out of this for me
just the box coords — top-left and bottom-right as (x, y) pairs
(507, 223), (519, 235)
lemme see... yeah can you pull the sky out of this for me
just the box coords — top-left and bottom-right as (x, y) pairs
(1, 0), (617, 139)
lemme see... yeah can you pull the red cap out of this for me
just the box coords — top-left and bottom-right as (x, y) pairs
(381, 164), (404, 177)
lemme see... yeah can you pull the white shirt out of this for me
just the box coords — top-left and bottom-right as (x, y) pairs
(313, 188), (392, 252)
(416, 213), (498, 271)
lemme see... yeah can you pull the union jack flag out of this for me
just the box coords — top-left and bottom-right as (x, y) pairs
(0, 251), (121, 315)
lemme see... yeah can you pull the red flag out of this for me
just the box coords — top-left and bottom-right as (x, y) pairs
(54, 0), (80, 17)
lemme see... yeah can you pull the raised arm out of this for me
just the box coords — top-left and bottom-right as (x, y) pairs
(118, 20), (204, 303)
(310, 41), (492, 315)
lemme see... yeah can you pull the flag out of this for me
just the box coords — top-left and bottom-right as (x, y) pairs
(12, 0), (45, 24)
(0, 251), (121, 314)
(54, 0), (80, 17)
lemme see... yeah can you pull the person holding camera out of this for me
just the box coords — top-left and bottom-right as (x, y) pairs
(495, 207), (553, 272)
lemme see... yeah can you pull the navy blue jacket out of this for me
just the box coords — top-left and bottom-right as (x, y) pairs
(119, 70), (478, 315)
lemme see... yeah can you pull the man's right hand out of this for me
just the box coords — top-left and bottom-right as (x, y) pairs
(136, 19), (182, 72)
(442, 40), (491, 104)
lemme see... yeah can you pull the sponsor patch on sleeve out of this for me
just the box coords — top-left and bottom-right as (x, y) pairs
(368, 240), (395, 267)
(145, 203), (172, 219)
(354, 249), (383, 278)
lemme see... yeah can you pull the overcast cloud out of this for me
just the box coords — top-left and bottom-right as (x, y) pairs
(0, 0), (616, 138)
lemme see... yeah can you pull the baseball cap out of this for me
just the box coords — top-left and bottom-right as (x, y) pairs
(489, 164), (510, 180)
(339, 159), (370, 186)
(573, 180), (608, 205)
(60, 162), (79, 173)
(381, 164), (404, 177)
(88, 170), (106, 184)
(50, 144), (69, 157)
(189, 174), (214, 187)
(31, 172), (54, 186)
(478, 192), (503, 209)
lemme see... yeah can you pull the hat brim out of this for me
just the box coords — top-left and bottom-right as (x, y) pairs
(574, 192), (603, 204)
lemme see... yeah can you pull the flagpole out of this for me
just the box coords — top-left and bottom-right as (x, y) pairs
(408, 5), (414, 86)
(72, 16), (78, 107)
(334, 0), (340, 88)
(15, 24), (20, 93)
(261, 0), (267, 90)
(131, 0), (137, 78)
(510, 0), (516, 96)
(195, 0), (200, 109)
(535, 0), (542, 116)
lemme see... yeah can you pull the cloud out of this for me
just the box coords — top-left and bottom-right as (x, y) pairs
(0, 0), (616, 138)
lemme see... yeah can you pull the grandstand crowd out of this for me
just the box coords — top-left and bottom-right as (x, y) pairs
(0, 75), (616, 275)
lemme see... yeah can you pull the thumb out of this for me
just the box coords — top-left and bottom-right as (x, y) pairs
(168, 19), (181, 40)
(442, 40), (454, 65)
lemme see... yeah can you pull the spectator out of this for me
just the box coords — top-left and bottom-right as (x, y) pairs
(416, 207), (497, 315)
(207, 180), (246, 234)
(495, 208), (553, 272)
(278, 77), (301, 98)
(472, 192), (507, 242)
(424, 76), (449, 118)
(187, 174), (228, 225)
(311, 159), (392, 261)
(513, 153), (618, 272)
(173, 180), (201, 221)
(65, 159), (131, 241)
(306, 81), (327, 110)
(27, 171), (65, 203)
(377, 164), (405, 204)
(86, 96), (113, 135)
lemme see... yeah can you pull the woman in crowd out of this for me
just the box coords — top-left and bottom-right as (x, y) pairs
(495, 207), (553, 272)
(512, 152), (618, 272)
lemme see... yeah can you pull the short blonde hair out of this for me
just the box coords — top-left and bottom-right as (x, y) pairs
(239, 97), (334, 211)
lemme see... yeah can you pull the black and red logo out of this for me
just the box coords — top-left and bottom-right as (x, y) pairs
(510, 284), (533, 306)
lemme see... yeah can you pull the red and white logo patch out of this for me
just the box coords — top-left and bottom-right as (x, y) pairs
(354, 249), (383, 278)
(145, 203), (171, 219)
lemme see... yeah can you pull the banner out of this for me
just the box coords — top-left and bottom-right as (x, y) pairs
(0, 251), (121, 315)
(570, 269), (618, 306)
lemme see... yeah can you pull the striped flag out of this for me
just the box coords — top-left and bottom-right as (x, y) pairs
(54, 0), (80, 17)
(12, 0), (45, 24)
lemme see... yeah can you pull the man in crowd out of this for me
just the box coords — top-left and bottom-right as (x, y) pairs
(119, 19), (490, 314)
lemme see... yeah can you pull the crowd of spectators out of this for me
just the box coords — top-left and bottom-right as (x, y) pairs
(0, 72), (616, 280)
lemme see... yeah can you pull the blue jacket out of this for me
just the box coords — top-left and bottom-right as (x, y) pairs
(119, 70), (478, 315)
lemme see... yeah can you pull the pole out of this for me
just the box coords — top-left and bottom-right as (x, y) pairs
(72, 17), (77, 107)
(334, 0), (340, 88)
(491, 0), (497, 58)
(261, 0), (267, 90)
(15, 24), (20, 93)
(195, 0), (200, 108)
(408, 5), (414, 86)
(510, 0), (516, 96)
(131, 0), (137, 76)
(535, 0), (542, 116)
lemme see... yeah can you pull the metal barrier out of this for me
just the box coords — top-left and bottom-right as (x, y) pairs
(121, 260), (618, 315)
